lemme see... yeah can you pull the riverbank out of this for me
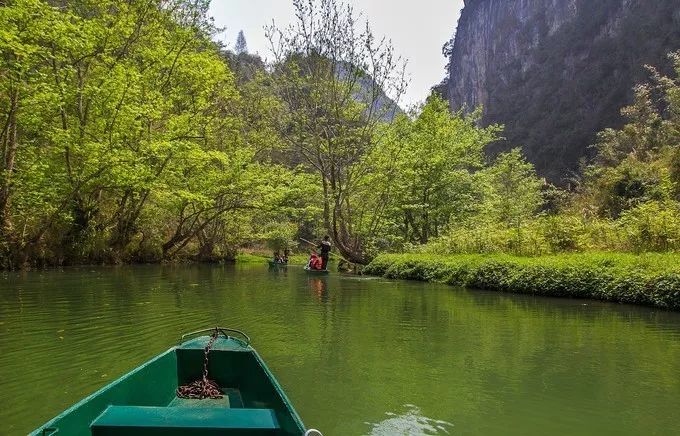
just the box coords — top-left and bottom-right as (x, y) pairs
(364, 253), (680, 310)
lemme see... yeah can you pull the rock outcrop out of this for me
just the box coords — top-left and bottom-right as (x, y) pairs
(445, 0), (680, 182)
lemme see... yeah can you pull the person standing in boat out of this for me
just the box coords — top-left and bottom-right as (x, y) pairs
(318, 235), (332, 270)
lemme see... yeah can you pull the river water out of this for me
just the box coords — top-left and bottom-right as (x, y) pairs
(1, 264), (680, 435)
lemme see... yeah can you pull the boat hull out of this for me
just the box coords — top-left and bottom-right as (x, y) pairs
(31, 333), (307, 435)
(304, 267), (329, 275)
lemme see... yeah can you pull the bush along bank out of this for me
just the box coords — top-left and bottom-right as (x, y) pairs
(363, 253), (680, 310)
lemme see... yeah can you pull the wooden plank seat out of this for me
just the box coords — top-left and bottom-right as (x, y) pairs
(90, 405), (280, 436)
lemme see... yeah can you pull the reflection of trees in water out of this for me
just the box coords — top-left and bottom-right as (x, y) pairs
(6, 266), (680, 435)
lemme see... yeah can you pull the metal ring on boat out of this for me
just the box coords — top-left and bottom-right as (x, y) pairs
(304, 430), (323, 436)
(179, 327), (251, 347)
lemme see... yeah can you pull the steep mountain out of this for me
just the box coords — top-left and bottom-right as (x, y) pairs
(225, 51), (402, 121)
(444, 0), (680, 182)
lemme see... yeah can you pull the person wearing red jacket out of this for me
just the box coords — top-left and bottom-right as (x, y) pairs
(307, 251), (323, 270)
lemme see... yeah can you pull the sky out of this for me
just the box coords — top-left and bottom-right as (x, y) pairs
(208, 0), (466, 108)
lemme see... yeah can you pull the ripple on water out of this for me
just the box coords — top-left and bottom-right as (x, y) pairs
(365, 404), (454, 435)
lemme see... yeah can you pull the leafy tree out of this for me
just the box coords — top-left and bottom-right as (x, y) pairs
(372, 96), (500, 245)
(0, 0), (81, 267)
(482, 149), (544, 250)
(578, 51), (680, 219)
(261, 222), (297, 252)
(265, 0), (407, 264)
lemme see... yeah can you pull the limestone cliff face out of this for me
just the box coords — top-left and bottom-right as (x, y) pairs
(446, 0), (680, 182)
(450, 0), (579, 111)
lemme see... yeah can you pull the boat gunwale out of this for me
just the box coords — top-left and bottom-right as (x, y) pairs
(29, 346), (177, 435)
(250, 346), (306, 433)
(303, 267), (329, 274)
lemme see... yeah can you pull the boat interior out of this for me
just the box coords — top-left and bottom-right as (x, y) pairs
(34, 334), (304, 436)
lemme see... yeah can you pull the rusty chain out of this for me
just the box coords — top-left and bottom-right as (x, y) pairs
(176, 328), (223, 399)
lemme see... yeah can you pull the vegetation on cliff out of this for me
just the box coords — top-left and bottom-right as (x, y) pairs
(443, 0), (680, 182)
(426, 53), (680, 257)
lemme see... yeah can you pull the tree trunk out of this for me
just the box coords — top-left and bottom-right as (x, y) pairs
(0, 88), (18, 238)
(326, 188), (367, 264)
(0, 88), (19, 268)
(197, 241), (216, 262)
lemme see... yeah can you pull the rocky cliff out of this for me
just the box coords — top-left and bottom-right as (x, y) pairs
(445, 0), (680, 182)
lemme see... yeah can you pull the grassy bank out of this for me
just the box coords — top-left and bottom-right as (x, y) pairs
(364, 253), (680, 310)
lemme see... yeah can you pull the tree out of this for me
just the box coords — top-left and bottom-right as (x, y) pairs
(377, 96), (500, 244)
(482, 149), (544, 249)
(576, 51), (680, 219)
(0, 0), (309, 269)
(235, 30), (248, 54)
(265, 0), (407, 264)
(0, 0), (81, 267)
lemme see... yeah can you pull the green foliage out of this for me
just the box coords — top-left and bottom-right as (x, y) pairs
(0, 0), (311, 268)
(368, 96), (500, 246)
(365, 253), (680, 310)
(617, 201), (680, 252)
(411, 146), (545, 256)
(481, 149), (544, 228)
(260, 222), (297, 252)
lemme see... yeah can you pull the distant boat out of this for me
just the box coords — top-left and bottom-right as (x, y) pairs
(268, 260), (288, 268)
(31, 327), (321, 436)
(304, 266), (329, 275)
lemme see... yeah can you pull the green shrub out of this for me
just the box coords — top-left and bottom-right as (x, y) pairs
(539, 215), (583, 252)
(617, 201), (680, 252)
(365, 253), (680, 310)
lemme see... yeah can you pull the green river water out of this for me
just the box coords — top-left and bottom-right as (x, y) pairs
(1, 264), (680, 435)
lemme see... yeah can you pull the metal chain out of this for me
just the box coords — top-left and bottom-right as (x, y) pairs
(176, 328), (223, 399)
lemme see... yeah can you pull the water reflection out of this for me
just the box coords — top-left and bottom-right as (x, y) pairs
(308, 278), (328, 303)
(365, 404), (453, 435)
(2, 265), (680, 435)
(268, 264), (289, 277)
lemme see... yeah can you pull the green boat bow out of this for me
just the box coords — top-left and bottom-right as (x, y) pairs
(31, 328), (320, 436)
